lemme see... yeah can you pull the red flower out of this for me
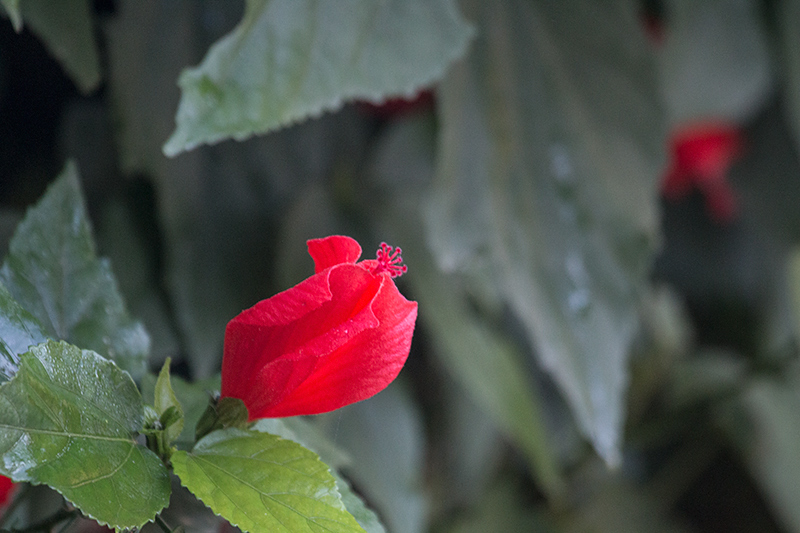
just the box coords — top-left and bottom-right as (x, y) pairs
(661, 122), (745, 222)
(221, 235), (418, 420)
(0, 475), (14, 510)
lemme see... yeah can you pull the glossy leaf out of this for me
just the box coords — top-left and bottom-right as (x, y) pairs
(163, 0), (473, 155)
(172, 428), (365, 533)
(10, 0), (101, 93)
(0, 161), (149, 380)
(0, 283), (49, 383)
(0, 340), (170, 529)
(426, 0), (665, 464)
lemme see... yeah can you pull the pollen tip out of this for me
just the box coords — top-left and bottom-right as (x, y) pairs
(374, 242), (408, 278)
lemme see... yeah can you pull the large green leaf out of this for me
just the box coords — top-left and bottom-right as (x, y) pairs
(252, 418), (383, 532)
(0, 340), (170, 529)
(426, 0), (665, 464)
(0, 283), (49, 383)
(403, 235), (564, 500)
(172, 428), (365, 533)
(0, 162), (149, 380)
(8, 0), (101, 93)
(162, 0), (473, 155)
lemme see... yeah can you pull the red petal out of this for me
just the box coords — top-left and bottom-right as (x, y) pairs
(222, 264), (386, 419)
(307, 235), (362, 274)
(259, 274), (418, 417)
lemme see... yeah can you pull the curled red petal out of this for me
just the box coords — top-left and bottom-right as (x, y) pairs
(259, 275), (418, 417)
(307, 235), (362, 274)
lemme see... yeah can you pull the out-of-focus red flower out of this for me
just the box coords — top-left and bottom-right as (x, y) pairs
(221, 235), (418, 420)
(661, 122), (745, 222)
(0, 475), (14, 510)
(358, 89), (435, 118)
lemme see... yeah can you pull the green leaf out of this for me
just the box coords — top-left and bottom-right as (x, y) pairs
(142, 373), (221, 449)
(659, 0), (771, 123)
(426, 0), (665, 464)
(313, 385), (428, 533)
(251, 418), (383, 532)
(0, 161), (149, 380)
(723, 375), (800, 533)
(154, 358), (184, 445)
(335, 473), (386, 533)
(402, 239), (564, 501)
(252, 417), (349, 470)
(0, 340), (170, 529)
(163, 0), (473, 155)
(1, 0), (22, 31)
(0, 282), (49, 383)
(12, 0), (101, 93)
(172, 428), (365, 533)
(780, 0), (800, 154)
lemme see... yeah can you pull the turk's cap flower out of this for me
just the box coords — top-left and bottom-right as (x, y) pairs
(221, 235), (418, 420)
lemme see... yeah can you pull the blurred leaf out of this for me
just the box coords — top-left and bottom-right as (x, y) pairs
(426, 0), (665, 464)
(106, 2), (372, 378)
(779, 0), (800, 153)
(1, 0), (21, 30)
(0, 283), (49, 383)
(0, 340), (170, 529)
(335, 474), (387, 533)
(162, 0), (473, 155)
(365, 113), (564, 500)
(659, 0), (771, 123)
(172, 428), (364, 533)
(666, 349), (746, 409)
(402, 237), (564, 500)
(154, 358), (184, 445)
(314, 384), (428, 533)
(445, 481), (554, 533)
(0, 162), (149, 380)
(724, 374), (800, 533)
(435, 376), (504, 509)
(562, 472), (693, 533)
(13, 0), (101, 93)
(96, 198), (180, 367)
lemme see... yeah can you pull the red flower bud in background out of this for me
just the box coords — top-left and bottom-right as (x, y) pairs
(0, 475), (14, 512)
(661, 122), (745, 223)
(221, 235), (418, 420)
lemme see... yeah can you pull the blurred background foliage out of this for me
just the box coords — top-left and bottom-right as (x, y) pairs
(2, 0), (800, 531)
